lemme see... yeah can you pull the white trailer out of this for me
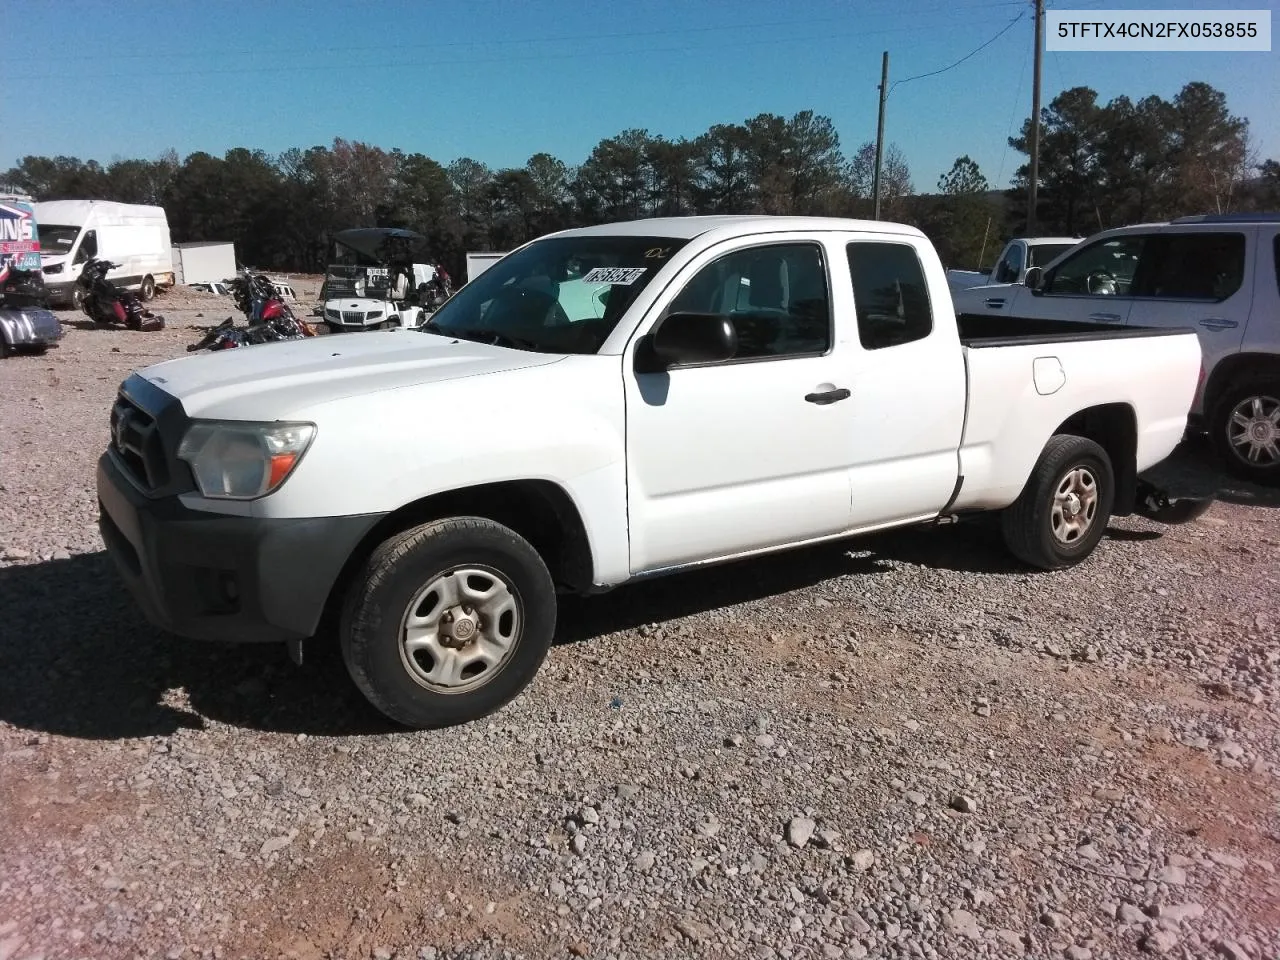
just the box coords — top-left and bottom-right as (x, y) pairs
(35, 199), (175, 305)
(171, 241), (236, 286)
(465, 251), (506, 283)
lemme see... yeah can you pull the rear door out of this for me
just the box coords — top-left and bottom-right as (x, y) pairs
(838, 235), (968, 526)
(1123, 229), (1252, 407)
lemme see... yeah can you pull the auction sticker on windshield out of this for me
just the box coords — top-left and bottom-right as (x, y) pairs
(582, 266), (647, 285)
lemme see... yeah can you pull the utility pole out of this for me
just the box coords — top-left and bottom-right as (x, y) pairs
(873, 50), (888, 220)
(1027, 0), (1044, 234)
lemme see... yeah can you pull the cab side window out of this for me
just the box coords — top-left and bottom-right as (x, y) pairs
(995, 244), (1023, 283)
(846, 241), (933, 350)
(1044, 236), (1144, 296)
(1130, 232), (1247, 301)
(667, 242), (831, 360)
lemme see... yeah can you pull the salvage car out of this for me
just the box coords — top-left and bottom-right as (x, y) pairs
(96, 215), (1210, 729)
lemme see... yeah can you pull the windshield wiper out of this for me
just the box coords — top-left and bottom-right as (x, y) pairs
(443, 327), (542, 351)
(418, 320), (542, 351)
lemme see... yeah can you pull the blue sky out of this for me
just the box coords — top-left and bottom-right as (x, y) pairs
(2, 0), (1276, 193)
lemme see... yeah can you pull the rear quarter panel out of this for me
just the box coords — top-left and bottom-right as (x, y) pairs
(952, 330), (1201, 511)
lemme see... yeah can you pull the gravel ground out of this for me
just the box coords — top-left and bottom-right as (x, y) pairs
(1, 302), (1278, 960)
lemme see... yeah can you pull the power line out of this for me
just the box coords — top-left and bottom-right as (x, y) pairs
(7, 1), (1032, 65)
(995, 27), (1033, 189)
(1, 17), (1033, 82)
(887, 10), (1027, 96)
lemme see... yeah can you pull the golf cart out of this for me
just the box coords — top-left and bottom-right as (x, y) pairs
(321, 227), (440, 333)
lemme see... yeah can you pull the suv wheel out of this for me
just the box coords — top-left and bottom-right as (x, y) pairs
(1210, 380), (1280, 486)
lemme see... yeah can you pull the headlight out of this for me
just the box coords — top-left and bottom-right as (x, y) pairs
(177, 420), (316, 500)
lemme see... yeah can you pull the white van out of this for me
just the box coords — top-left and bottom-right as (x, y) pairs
(35, 200), (175, 306)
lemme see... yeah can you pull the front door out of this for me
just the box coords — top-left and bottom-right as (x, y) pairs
(623, 237), (856, 573)
(1021, 233), (1146, 325)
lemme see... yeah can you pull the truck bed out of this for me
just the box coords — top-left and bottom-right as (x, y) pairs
(957, 313), (1196, 348)
(950, 313), (1203, 515)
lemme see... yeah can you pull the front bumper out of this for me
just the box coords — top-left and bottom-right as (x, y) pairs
(96, 451), (385, 644)
(41, 278), (75, 305)
(0, 307), (63, 348)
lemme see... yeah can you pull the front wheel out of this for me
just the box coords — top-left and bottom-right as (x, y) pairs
(339, 517), (557, 729)
(1209, 381), (1280, 486)
(1001, 435), (1115, 570)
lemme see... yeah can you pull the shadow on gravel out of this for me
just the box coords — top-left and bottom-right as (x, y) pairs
(0, 552), (392, 741)
(0, 436), (1270, 742)
(1144, 433), (1280, 508)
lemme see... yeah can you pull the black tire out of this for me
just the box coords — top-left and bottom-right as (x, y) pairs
(1209, 380), (1280, 486)
(1001, 435), (1115, 571)
(139, 275), (155, 301)
(339, 517), (557, 729)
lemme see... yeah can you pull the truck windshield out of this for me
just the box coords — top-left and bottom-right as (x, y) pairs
(37, 224), (79, 251)
(1029, 243), (1075, 267)
(421, 235), (689, 354)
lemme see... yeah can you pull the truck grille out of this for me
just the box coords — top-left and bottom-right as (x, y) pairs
(109, 393), (170, 491)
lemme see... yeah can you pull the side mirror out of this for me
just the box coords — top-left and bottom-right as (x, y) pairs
(1023, 267), (1044, 293)
(638, 312), (737, 372)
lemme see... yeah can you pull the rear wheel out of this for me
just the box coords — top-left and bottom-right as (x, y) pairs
(339, 517), (557, 729)
(1209, 380), (1280, 486)
(139, 275), (156, 301)
(1001, 435), (1115, 570)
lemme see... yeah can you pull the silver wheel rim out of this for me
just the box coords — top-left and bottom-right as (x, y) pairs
(398, 565), (523, 694)
(1051, 466), (1099, 544)
(1227, 394), (1280, 467)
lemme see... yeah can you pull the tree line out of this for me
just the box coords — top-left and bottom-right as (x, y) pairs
(4, 80), (1275, 279)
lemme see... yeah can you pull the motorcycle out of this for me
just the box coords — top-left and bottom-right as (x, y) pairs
(0, 264), (49, 309)
(419, 274), (453, 312)
(187, 268), (316, 352)
(228, 266), (316, 336)
(75, 258), (165, 331)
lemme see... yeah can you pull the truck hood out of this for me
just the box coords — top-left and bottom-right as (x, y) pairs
(135, 330), (565, 420)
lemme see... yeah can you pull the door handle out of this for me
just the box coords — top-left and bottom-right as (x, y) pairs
(805, 387), (851, 405)
(1199, 317), (1239, 330)
(984, 298), (1005, 308)
(1089, 312), (1123, 322)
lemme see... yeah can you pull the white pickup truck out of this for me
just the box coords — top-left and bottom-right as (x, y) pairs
(96, 215), (1210, 729)
(948, 235), (1082, 311)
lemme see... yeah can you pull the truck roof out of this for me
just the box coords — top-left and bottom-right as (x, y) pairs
(549, 215), (928, 242)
